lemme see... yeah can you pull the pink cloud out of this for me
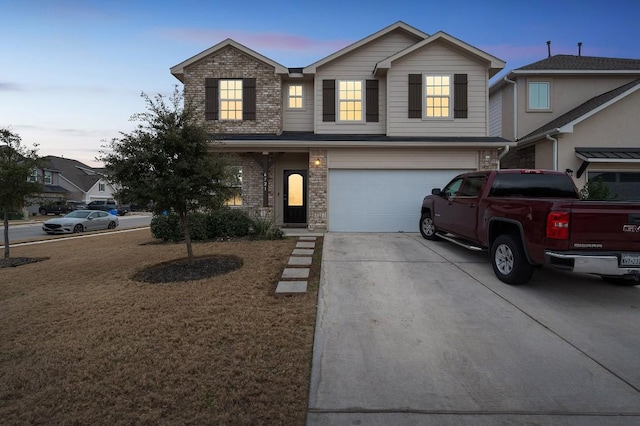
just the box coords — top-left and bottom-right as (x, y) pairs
(162, 28), (351, 53)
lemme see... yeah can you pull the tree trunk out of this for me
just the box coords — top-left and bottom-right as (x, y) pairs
(179, 212), (194, 266)
(3, 209), (9, 259)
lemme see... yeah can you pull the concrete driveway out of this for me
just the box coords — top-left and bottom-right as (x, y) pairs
(307, 233), (640, 425)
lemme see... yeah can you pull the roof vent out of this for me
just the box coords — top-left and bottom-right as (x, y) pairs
(578, 42), (582, 56)
(547, 40), (551, 57)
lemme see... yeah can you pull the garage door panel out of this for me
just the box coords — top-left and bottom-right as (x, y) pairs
(329, 169), (468, 232)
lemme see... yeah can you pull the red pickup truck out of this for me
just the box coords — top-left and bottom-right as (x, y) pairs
(420, 169), (640, 286)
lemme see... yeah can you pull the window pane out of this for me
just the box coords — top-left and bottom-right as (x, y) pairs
(425, 74), (451, 118)
(288, 174), (303, 206)
(529, 82), (549, 109)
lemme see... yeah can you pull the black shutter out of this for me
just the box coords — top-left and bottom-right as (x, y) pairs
(366, 80), (379, 122)
(205, 78), (218, 121)
(408, 74), (422, 118)
(322, 80), (335, 122)
(454, 74), (468, 119)
(243, 78), (256, 121)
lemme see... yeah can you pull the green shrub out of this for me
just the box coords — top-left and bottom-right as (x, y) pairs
(249, 214), (284, 240)
(207, 209), (251, 238)
(151, 210), (251, 241)
(150, 213), (183, 242)
(580, 177), (617, 200)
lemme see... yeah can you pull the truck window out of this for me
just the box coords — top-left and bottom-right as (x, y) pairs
(489, 173), (578, 198)
(459, 175), (486, 197)
(442, 177), (464, 197)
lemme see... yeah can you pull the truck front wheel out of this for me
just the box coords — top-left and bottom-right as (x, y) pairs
(491, 234), (534, 285)
(419, 213), (440, 241)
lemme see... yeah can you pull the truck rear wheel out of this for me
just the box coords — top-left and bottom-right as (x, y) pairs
(491, 234), (534, 285)
(419, 213), (440, 241)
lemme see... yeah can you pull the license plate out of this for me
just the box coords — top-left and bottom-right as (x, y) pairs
(620, 254), (640, 266)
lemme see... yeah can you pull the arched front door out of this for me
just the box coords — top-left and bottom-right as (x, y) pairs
(283, 170), (307, 224)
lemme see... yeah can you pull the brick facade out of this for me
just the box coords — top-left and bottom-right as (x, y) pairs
(500, 146), (535, 169)
(183, 46), (282, 134)
(238, 154), (274, 218)
(479, 149), (500, 170)
(307, 149), (328, 230)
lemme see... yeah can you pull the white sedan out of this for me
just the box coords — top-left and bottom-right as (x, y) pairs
(42, 210), (119, 234)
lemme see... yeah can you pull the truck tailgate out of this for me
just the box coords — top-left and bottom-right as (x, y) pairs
(568, 201), (640, 251)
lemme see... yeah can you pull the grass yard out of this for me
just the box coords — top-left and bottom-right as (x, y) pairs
(0, 229), (321, 425)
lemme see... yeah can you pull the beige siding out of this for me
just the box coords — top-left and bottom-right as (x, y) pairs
(516, 76), (636, 138)
(489, 91), (502, 136)
(314, 30), (420, 134)
(283, 80), (314, 132)
(386, 42), (489, 137)
(327, 148), (479, 169)
(556, 91), (640, 188)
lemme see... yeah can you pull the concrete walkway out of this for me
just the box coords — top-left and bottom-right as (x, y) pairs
(307, 233), (640, 425)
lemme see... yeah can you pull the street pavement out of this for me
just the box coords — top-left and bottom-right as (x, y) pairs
(307, 233), (640, 425)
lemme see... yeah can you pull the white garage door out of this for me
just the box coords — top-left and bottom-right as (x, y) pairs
(328, 169), (468, 232)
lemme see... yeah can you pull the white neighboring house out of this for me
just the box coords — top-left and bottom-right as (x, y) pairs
(28, 156), (118, 215)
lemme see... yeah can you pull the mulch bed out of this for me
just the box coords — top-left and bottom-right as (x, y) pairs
(133, 255), (244, 283)
(0, 257), (48, 268)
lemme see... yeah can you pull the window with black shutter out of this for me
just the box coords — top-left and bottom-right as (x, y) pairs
(205, 78), (218, 121)
(243, 78), (256, 121)
(408, 74), (422, 118)
(322, 80), (336, 122)
(454, 74), (468, 118)
(366, 80), (379, 122)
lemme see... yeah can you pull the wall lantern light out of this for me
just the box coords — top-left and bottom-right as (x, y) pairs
(314, 158), (321, 166)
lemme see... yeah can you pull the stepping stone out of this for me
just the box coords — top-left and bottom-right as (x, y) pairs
(282, 268), (309, 279)
(299, 236), (317, 241)
(296, 241), (315, 248)
(292, 249), (314, 256)
(288, 256), (312, 266)
(275, 281), (308, 295)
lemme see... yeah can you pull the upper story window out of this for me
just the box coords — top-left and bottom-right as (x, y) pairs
(338, 80), (363, 121)
(219, 79), (243, 120)
(528, 81), (550, 110)
(425, 75), (451, 118)
(287, 84), (304, 109)
(98, 182), (105, 192)
(44, 171), (52, 185)
(27, 169), (39, 182)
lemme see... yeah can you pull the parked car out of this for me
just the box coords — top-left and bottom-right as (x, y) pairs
(420, 169), (640, 286)
(87, 199), (129, 216)
(39, 200), (85, 215)
(42, 210), (119, 234)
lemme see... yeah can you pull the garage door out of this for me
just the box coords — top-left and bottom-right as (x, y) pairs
(328, 169), (468, 232)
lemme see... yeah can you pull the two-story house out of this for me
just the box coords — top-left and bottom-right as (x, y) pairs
(28, 156), (118, 214)
(490, 54), (640, 199)
(170, 21), (510, 232)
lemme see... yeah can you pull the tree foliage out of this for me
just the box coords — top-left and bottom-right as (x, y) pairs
(579, 176), (617, 200)
(99, 87), (237, 265)
(0, 128), (43, 258)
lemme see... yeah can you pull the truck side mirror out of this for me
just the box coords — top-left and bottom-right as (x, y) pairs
(431, 188), (442, 196)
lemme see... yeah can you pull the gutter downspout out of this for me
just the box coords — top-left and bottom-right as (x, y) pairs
(546, 134), (558, 171)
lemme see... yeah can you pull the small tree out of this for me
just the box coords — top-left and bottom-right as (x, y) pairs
(579, 176), (617, 200)
(99, 88), (237, 265)
(0, 128), (43, 258)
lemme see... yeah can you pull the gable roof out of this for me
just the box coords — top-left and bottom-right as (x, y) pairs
(518, 78), (640, 145)
(515, 55), (640, 72)
(374, 31), (505, 77)
(170, 38), (288, 82)
(43, 156), (105, 192)
(302, 21), (429, 74)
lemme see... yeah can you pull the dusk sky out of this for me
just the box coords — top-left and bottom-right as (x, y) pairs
(2, 0), (639, 167)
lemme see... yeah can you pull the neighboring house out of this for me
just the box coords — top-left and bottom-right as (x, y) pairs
(490, 54), (640, 199)
(170, 21), (510, 232)
(27, 156), (118, 214)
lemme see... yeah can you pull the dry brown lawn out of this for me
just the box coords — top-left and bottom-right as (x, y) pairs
(0, 229), (321, 425)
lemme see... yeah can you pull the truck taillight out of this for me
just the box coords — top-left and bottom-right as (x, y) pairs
(547, 212), (570, 239)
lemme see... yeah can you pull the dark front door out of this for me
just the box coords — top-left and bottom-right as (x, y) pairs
(283, 170), (307, 224)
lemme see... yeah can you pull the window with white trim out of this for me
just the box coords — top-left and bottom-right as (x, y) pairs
(27, 169), (39, 182)
(220, 79), (243, 120)
(44, 171), (52, 185)
(99, 182), (105, 192)
(287, 84), (304, 109)
(224, 166), (243, 207)
(528, 81), (550, 110)
(425, 75), (451, 118)
(338, 80), (363, 121)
